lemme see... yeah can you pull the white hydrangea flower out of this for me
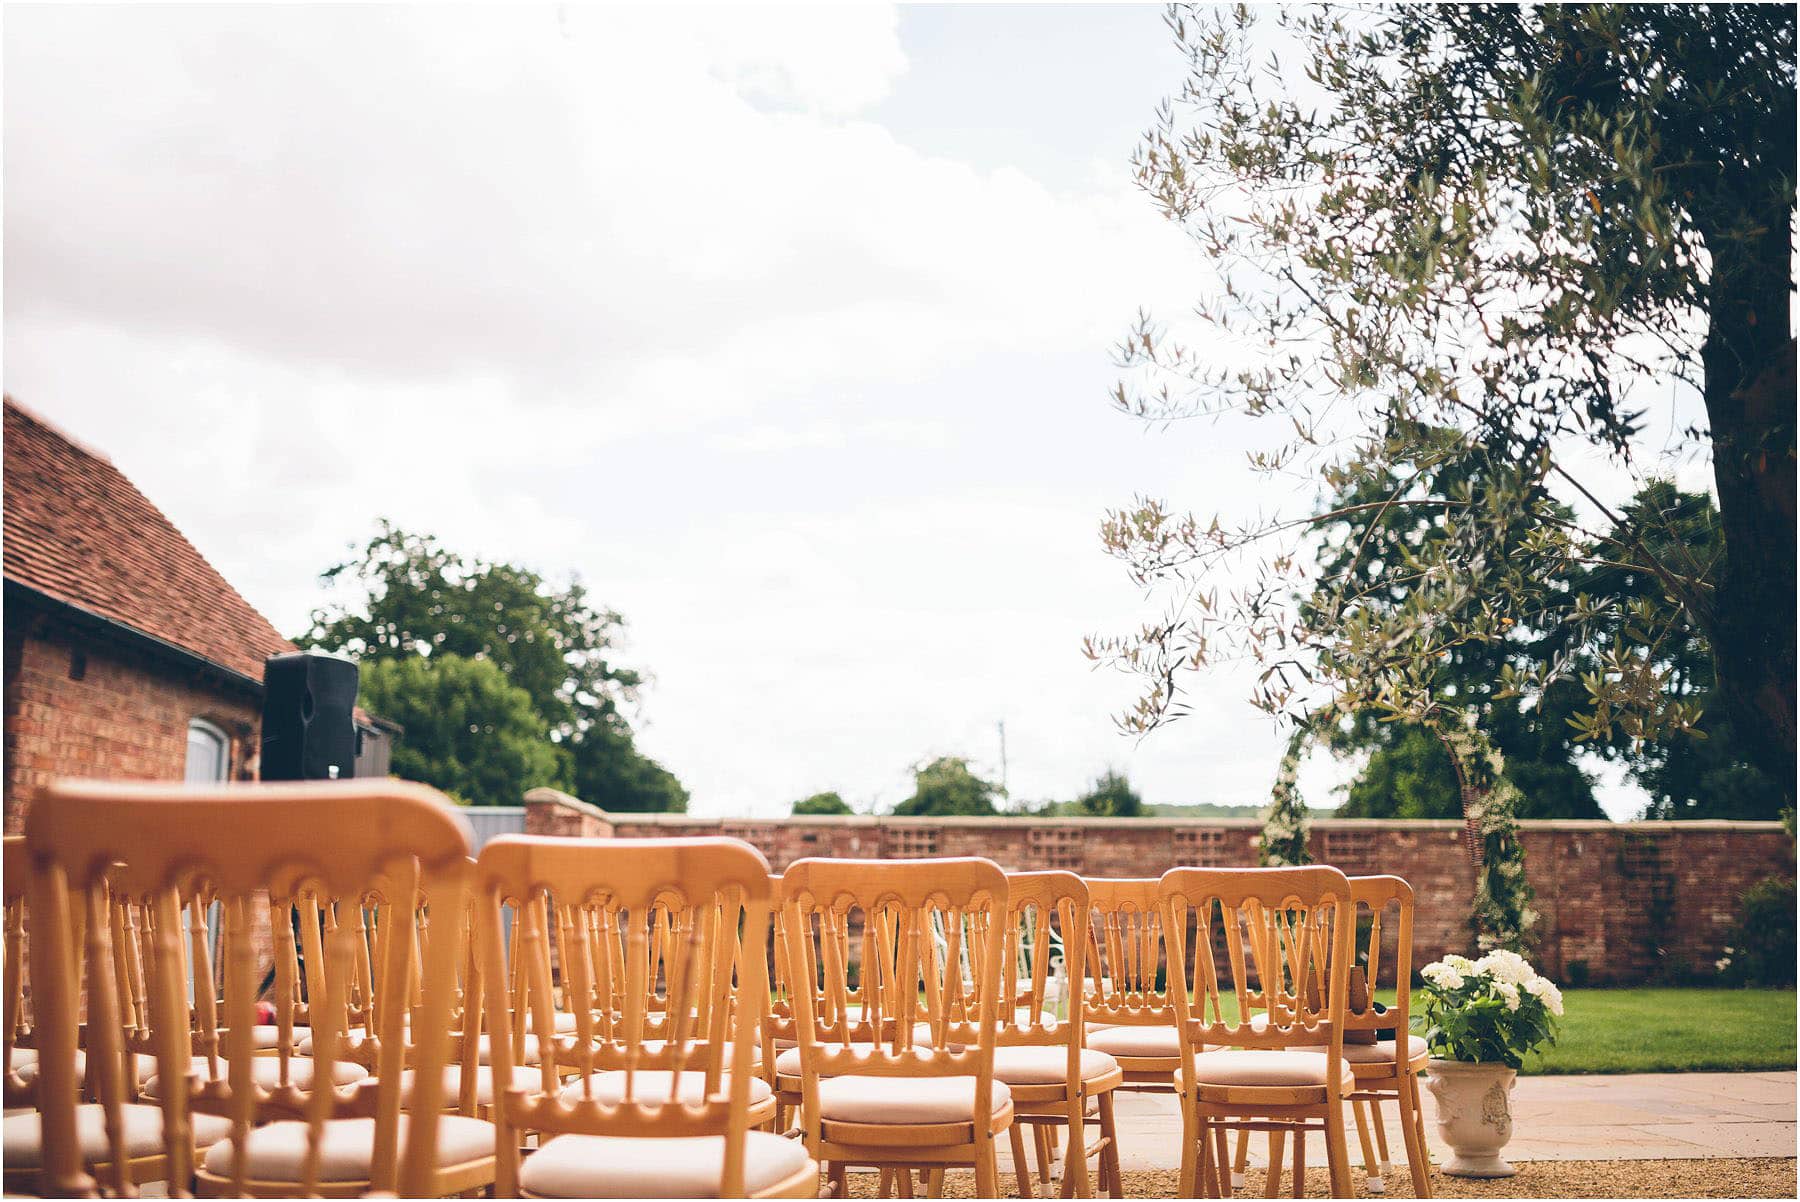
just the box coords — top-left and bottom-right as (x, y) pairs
(1495, 980), (1521, 1012)
(1524, 975), (1564, 1017)
(1421, 961), (1465, 991)
(1442, 954), (1478, 974)
(1475, 949), (1536, 986)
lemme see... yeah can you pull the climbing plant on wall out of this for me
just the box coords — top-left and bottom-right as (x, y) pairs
(1259, 723), (1314, 866)
(1433, 713), (1536, 952)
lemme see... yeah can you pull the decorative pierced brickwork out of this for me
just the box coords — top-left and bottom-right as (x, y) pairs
(1172, 828), (1229, 867)
(1027, 827), (1085, 870)
(887, 827), (940, 859)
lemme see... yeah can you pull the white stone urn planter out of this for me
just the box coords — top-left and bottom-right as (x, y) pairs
(1424, 1059), (1517, 1177)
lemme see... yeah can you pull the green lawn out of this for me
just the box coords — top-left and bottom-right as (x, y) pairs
(1519, 988), (1796, 1075)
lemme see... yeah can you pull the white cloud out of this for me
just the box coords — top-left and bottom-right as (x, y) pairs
(6, 3), (1301, 817)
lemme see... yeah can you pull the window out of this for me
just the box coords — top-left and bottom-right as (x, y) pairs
(185, 718), (230, 783)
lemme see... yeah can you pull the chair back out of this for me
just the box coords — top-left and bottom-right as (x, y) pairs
(473, 835), (774, 1197)
(780, 857), (1007, 1098)
(1345, 875), (1414, 1044)
(992, 870), (1085, 1054)
(1158, 866), (1356, 1089)
(5, 836), (32, 1105)
(22, 778), (474, 1198)
(1081, 878), (1176, 1032)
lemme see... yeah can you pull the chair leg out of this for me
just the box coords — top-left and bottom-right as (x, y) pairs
(1289, 1126), (1305, 1200)
(1214, 1124), (1233, 1197)
(1198, 1117), (1218, 1199)
(828, 1161), (848, 1199)
(1179, 1098), (1200, 1199)
(1323, 1098), (1353, 1200)
(1234, 1127), (1251, 1191)
(1397, 1074), (1433, 1199)
(1352, 1098), (1383, 1194)
(1264, 1128), (1286, 1197)
(975, 1132), (1001, 1200)
(878, 1167), (894, 1197)
(1098, 1091), (1120, 1200)
(925, 1168), (947, 1199)
(1369, 1090), (1394, 1184)
(897, 1165), (915, 1197)
(1035, 1125), (1055, 1185)
(1011, 1122), (1038, 1199)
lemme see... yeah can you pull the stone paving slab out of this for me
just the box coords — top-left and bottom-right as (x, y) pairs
(1073, 1072), (1799, 1173)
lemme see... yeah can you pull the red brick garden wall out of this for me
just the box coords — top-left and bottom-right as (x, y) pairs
(3, 616), (262, 833)
(523, 790), (1793, 985)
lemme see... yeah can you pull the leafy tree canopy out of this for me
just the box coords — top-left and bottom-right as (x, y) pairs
(1075, 768), (1145, 818)
(357, 654), (563, 808)
(892, 757), (1004, 818)
(1090, 4), (1796, 811)
(302, 521), (686, 811)
(792, 791), (855, 816)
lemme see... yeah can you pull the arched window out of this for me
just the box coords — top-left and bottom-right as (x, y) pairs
(185, 718), (230, 783)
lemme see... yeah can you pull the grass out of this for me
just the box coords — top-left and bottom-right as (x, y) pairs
(1520, 987), (1796, 1075)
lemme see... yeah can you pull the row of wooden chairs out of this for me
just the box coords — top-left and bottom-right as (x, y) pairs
(4, 778), (1431, 1199)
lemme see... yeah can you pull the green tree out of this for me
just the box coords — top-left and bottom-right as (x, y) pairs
(303, 521), (686, 811)
(357, 655), (563, 808)
(1571, 483), (1784, 819)
(892, 757), (1003, 817)
(792, 791), (854, 816)
(1093, 6), (1796, 811)
(1075, 768), (1144, 817)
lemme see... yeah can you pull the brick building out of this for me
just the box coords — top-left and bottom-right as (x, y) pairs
(4, 397), (307, 830)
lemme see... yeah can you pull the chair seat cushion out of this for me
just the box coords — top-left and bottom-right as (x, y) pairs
(400, 1064), (497, 1107)
(8, 1047), (36, 1069)
(3, 1103), (233, 1168)
(520, 1131), (811, 1198)
(144, 1056), (368, 1098)
(201, 1115), (494, 1183)
(990, 1046), (1119, 1085)
(16, 1051), (158, 1087)
(773, 1039), (936, 1079)
(1085, 1025), (1181, 1060)
(558, 1069), (773, 1107)
(1329, 1035), (1428, 1064)
(1187, 1050), (1354, 1090)
(816, 1075), (1012, 1125)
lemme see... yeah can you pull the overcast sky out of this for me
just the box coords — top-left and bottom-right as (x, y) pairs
(4, 4), (1657, 818)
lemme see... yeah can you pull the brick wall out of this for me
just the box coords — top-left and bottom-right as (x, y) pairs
(3, 614), (262, 833)
(523, 790), (1794, 984)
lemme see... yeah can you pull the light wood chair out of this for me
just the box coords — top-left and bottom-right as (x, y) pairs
(474, 833), (813, 1198)
(987, 870), (1123, 1199)
(5, 835), (36, 1103)
(1161, 865), (1357, 1199)
(1225, 876), (1434, 1197)
(1080, 878), (1184, 1093)
(11, 777), (493, 1199)
(781, 856), (1012, 1199)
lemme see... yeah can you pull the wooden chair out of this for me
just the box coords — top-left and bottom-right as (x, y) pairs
(475, 833), (814, 1198)
(5, 835), (35, 1101)
(986, 870), (1123, 1199)
(1161, 865), (1357, 1199)
(1080, 878), (1183, 1093)
(781, 856), (1012, 1199)
(10, 777), (494, 1199)
(1224, 876), (1434, 1197)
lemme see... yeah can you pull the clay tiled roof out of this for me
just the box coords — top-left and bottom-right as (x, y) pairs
(4, 397), (295, 682)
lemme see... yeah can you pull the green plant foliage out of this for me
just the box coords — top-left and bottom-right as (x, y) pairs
(893, 756), (1004, 817)
(357, 654), (564, 808)
(1716, 878), (1798, 988)
(792, 791), (854, 816)
(302, 520), (686, 811)
(1416, 950), (1563, 1068)
(1075, 768), (1144, 818)
(1089, 4), (1796, 815)
(1259, 724), (1312, 866)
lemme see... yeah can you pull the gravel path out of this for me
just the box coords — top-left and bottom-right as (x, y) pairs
(845, 1158), (1799, 1198)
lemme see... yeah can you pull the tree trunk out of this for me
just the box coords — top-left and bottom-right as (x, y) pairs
(1701, 217), (1796, 809)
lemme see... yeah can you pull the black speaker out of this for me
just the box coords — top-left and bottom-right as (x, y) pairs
(261, 652), (359, 782)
